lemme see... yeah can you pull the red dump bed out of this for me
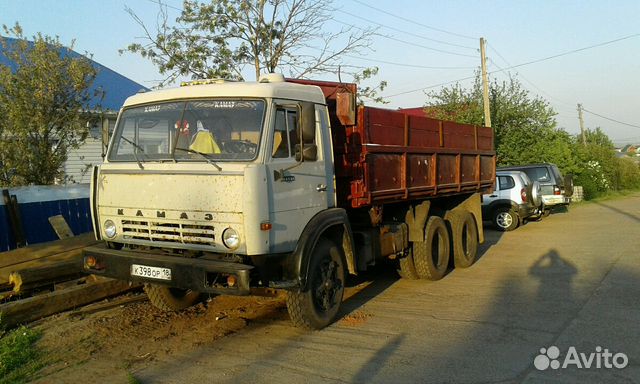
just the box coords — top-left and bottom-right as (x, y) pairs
(288, 79), (496, 209)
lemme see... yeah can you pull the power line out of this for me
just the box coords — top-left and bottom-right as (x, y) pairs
(581, 108), (640, 129)
(302, 45), (476, 70)
(384, 75), (477, 98)
(343, 54), (476, 69)
(350, 0), (477, 41)
(491, 33), (640, 72)
(335, 9), (477, 50)
(384, 32), (640, 99)
(331, 18), (478, 58)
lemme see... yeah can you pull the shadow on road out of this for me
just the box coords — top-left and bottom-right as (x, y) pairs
(594, 201), (640, 222)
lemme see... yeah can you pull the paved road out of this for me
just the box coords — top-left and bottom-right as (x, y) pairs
(136, 195), (640, 383)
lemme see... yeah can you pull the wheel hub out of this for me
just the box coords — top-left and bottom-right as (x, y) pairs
(497, 212), (513, 228)
(314, 260), (342, 312)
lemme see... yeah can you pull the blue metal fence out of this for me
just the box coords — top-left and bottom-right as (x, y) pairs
(0, 185), (92, 251)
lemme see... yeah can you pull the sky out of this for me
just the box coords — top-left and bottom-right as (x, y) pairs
(1, 0), (639, 145)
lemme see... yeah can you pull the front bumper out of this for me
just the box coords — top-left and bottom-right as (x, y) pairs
(83, 244), (253, 295)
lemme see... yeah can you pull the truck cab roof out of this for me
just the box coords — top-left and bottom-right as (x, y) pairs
(122, 77), (327, 108)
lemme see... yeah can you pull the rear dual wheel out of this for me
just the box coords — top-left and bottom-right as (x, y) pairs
(449, 211), (479, 268)
(413, 216), (450, 281)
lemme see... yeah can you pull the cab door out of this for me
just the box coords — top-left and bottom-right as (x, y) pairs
(265, 101), (333, 253)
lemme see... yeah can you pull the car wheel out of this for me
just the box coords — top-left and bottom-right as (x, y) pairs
(493, 208), (519, 231)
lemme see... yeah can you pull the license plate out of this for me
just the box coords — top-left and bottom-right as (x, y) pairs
(131, 264), (172, 281)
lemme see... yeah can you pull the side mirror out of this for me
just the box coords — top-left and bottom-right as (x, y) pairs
(300, 102), (315, 144)
(295, 144), (317, 162)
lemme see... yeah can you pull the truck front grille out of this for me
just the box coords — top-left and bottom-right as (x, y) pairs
(121, 219), (215, 245)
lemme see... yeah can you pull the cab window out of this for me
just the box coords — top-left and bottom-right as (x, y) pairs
(272, 107), (299, 158)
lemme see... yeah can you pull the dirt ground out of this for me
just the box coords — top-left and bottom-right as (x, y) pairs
(29, 280), (374, 383)
(30, 293), (288, 383)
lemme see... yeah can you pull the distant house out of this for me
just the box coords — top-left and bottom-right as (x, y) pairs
(0, 38), (147, 184)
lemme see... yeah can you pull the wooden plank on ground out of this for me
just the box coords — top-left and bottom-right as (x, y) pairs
(0, 277), (140, 329)
(0, 250), (85, 284)
(0, 233), (97, 270)
(9, 259), (84, 293)
(48, 215), (74, 239)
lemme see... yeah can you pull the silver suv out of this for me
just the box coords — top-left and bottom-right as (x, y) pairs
(482, 170), (542, 231)
(498, 163), (572, 216)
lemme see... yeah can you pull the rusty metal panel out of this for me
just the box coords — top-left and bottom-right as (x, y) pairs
(460, 155), (477, 183)
(437, 155), (457, 185)
(336, 92), (356, 126)
(369, 154), (402, 192)
(407, 155), (432, 187)
(477, 126), (494, 150)
(365, 108), (405, 145)
(442, 121), (476, 149)
(409, 116), (440, 148)
(481, 155), (496, 184)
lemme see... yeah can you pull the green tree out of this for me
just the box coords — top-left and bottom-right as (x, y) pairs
(0, 23), (98, 186)
(426, 74), (575, 171)
(124, 0), (376, 85)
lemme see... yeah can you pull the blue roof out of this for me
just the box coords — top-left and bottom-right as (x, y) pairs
(0, 38), (147, 111)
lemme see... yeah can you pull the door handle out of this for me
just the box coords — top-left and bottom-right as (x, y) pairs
(316, 184), (327, 192)
(490, 194), (498, 198)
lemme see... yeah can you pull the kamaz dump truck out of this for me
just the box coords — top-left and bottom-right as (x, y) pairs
(83, 74), (495, 329)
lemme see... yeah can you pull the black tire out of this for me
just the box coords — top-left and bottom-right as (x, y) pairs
(450, 211), (479, 268)
(397, 248), (420, 279)
(413, 216), (450, 281)
(493, 207), (519, 231)
(287, 238), (346, 329)
(144, 284), (203, 311)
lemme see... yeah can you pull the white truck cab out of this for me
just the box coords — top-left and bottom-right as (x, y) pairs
(95, 74), (334, 256)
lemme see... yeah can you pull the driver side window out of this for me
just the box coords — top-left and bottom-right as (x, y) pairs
(272, 107), (298, 158)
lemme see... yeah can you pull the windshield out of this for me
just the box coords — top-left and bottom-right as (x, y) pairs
(108, 99), (265, 162)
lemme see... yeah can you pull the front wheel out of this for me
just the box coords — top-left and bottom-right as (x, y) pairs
(144, 284), (203, 311)
(287, 238), (346, 329)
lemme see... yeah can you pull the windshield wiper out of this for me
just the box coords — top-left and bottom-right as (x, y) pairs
(119, 136), (146, 169)
(174, 147), (222, 171)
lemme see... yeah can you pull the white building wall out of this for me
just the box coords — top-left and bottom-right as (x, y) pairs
(64, 137), (103, 184)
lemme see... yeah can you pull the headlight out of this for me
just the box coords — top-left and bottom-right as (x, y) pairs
(104, 219), (117, 239)
(222, 227), (240, 249)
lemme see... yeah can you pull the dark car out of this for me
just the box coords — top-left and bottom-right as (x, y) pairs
(498, 163), (573, 216)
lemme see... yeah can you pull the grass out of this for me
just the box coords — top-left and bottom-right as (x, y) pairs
(0, 316), (44, 384)
(574, 188), (640, 205)
(127, 372), (142, 384)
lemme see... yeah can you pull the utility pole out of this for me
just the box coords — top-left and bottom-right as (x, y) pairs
(480, 37), (491, 128)
(577, 103), (586, 145)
